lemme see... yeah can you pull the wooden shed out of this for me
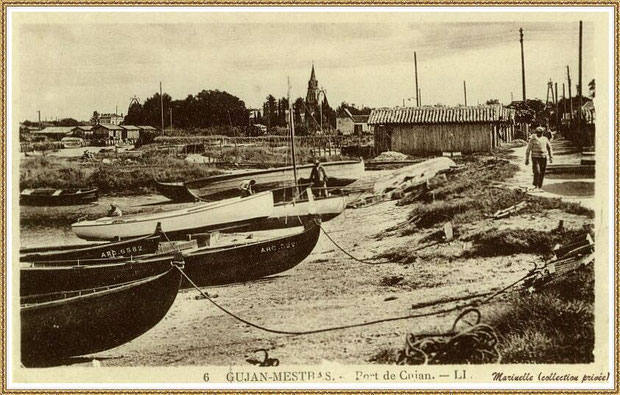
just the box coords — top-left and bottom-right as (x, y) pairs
(369, 105), (515, 155)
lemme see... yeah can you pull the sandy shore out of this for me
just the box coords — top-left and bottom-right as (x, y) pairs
(20, 139), (594, 367)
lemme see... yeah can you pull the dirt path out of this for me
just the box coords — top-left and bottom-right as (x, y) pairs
(506, 138), (594, 210)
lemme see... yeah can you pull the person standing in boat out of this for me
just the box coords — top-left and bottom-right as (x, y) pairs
(309, 159), (328, 197)
(239, 179), (256, 198)
(107, 202), (122, 217)
(525, 126), (553, 192)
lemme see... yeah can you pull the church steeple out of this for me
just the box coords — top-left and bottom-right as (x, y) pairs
(306, 62), (319, 106)
(310, 62), (316, 83)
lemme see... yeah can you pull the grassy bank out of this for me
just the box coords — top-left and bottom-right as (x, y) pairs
(20, 155), (222, 196)
(488, 265), (594, 363)
(398, 156), (593, 231)
(370, 152), (595, 364)
(369, 264), (594, 364)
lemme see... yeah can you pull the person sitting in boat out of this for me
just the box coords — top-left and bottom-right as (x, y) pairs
(239, 179), (256, 198)
(107, 202), (122, 217)
(309, 159), (328, 197)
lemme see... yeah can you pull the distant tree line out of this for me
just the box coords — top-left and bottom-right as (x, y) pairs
(22, 118), (84, 128)
(124, 89), (250, 132)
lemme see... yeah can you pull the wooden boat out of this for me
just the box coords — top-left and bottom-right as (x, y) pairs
(20, 228), (162, 262)
(182, 160), (364, 201)
(154, 180), (197, 202)
(20, 187), (98, 206)
(20, 253), (179, 297)
(231, 188), (346, 232)
(182, 219), (320, 286)
(20, 265), (182, 365)
(71, 191), (274, 241)
(61, 137), (84, 148)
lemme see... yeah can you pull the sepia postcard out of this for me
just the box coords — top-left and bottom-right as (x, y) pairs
(2, 4), (617, 392)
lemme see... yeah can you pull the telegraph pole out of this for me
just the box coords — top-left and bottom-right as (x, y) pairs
(287, 77), (298, 189)
(463, 80), (467, 106)
(519, 28), (526, 102)
(567, 65), (573, 121)
(37, 110), (41, 130)
(577, 20), (583, 141)
(554, 82), (559, 128)
(562, 83), (567, 115)
(160, 81), (164, 136)
(414, 52), (420, 106)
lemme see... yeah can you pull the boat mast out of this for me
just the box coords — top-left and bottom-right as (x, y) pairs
(288, 77), (298, 188)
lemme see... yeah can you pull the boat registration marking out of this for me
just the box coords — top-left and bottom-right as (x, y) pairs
(100, 245), (144, 258)
(260, 241), (297, 253)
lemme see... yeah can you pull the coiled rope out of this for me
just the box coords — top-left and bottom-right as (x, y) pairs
(397, 308), (501, 365)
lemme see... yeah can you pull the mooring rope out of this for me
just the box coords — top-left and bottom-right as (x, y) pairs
(317, 223), (440, 265)
(175, 264), (533, 336)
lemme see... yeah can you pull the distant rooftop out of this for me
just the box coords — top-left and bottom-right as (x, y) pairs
(368, 105), (515, 125)
(32, 126), (75, 135)
(95, 123), (123, 130)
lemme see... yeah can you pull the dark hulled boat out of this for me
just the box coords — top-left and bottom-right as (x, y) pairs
(153, 180), (197, 202)
(155, 160), (364, 202)
(20, 253), (180, 297)
(182, 219), (321, 286)
(21, 264), (182, 366)
(20, 188), (99, 206)
(20, 230), (161, 262)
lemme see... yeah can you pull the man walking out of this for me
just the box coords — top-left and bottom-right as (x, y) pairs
(525, 126), (553, 191)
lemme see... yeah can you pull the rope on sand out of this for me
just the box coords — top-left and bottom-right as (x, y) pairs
(175, 264), (533, 336)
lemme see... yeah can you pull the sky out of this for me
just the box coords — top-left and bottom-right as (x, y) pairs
(12, 11), (600, 122)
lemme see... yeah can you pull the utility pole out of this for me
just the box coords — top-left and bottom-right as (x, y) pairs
(287, 77), (298, 188)
(519, 28), (526, 102)
(37, 110), (41, 130)
(511, 92), (514, 102)
(160, 81), (164, 136)
(463, 80), (468, 106)
(577, 20), (583, 142)
(414, 52), (420, 106)
(554, 82), (559, 129)
(562, 83), (567, 116)
(567, 65), (573, 121)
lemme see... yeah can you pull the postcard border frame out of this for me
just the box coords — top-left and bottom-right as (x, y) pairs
(1, 1), (618, 393)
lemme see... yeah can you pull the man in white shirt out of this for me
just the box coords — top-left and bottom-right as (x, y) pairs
(525, 126), (554, 191)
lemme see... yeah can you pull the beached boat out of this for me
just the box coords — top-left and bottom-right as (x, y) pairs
(20, 187), (99, 206)
(60, 137), (84, 149)
(20, 265), (182, 365)
(153, 180), (197, 202)
(20, 228), (162, 262)
(182, 160), (364, 201)
(182, 219), (321, 286)
(20, 252), (180, 296)
(232, 188), (347, 232)
(71, 191), (274, 241)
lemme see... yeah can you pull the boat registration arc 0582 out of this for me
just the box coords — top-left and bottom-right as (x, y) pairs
(260, 241), (298, 253)
(100, 245), (144, 258)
